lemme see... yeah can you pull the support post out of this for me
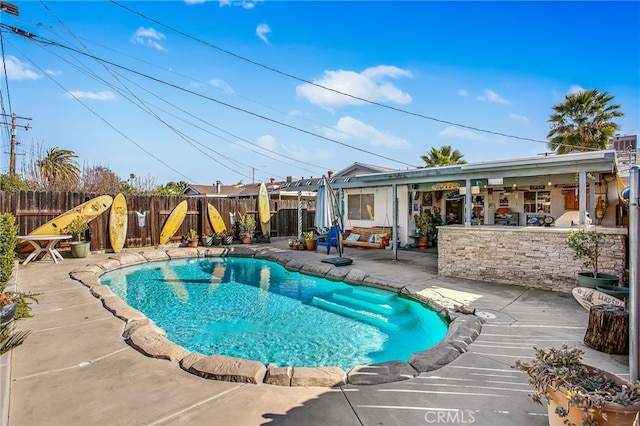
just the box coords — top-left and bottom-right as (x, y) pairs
(392, 183), (397, 261)
(629, 165), (639, 381)
(579, 171), (587, 224)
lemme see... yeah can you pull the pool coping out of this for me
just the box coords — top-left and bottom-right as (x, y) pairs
(68, 246), (482, 387)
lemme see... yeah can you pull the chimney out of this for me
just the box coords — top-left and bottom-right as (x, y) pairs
(215, 180), (221, 194)
(270, 177), (275, 184)
(327, 170), (333, 178)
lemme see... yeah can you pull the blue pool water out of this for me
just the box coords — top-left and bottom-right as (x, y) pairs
(100, 257), (448, 370)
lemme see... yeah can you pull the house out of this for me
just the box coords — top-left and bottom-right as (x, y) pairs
(184, 177), (317, 202)
(286, 150), (629, 291)
(287, 150), (626, 245)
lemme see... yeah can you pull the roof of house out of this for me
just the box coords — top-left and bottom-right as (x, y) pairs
(184, 180), (316, 197)
(333, 162), (398, 178)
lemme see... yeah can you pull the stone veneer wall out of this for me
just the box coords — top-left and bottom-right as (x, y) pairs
(437, 226), (627, 293)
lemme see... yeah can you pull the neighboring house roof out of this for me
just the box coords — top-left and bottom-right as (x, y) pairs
(333, 162), (398, 178)
(184, 180), (315, 198)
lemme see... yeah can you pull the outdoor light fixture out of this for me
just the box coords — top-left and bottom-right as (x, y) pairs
(548, 176), (552, 186)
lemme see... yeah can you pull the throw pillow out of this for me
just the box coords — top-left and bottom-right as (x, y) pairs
(345, 233), (360, 242)
(368, 233), (376, 243)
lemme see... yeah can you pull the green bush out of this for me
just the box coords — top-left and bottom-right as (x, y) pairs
(0, 213), (18, 291)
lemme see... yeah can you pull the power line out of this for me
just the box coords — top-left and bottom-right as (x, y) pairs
(15, 48), (196, 183)
(110, 0), (550, 146)
(2, 24), (419, 169)
(30, 21), (327, 180)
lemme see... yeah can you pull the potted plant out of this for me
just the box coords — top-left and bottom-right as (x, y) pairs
(414, 211), (433, 249)
(568, 227), (620, 288)
(302, 230), (317, 251)
(513, 345), (640, 426)
(222, 230), (233, 245)
(238, 214), (256, 244)
(186, 229), (199, 247)
(62, 216), (90, 258)
(211, 231), (224, 246)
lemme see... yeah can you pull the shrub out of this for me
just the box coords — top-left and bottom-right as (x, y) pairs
(0, 213), (18, 291)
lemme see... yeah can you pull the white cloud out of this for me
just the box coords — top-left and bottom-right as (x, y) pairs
(256, 24), (271, 45)
(45, 69), (62, 76)
(458, 89), (469, 97)
(219, 0), (260, 8)
(476, 89), (510, 104)
(207, 78), (234, 94)
(256, 134), (278, 151)
(439, 126), (486, 141)
(568, 84), (585, 95)
(66, 91), (116, 101)
(296, 65), (412, 107)
(5, 56), (41, 81)
(184, 0), (206, 4)
(509, 113), (529, 124)
(329, 116), (411, 149)
(130, 27), (167, 51)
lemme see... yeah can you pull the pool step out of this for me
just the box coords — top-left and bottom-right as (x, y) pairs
(311, 292), (415, 331)
(332, 288), (403, 316)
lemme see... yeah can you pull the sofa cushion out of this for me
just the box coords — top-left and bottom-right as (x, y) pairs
(345, 233), (360, 242)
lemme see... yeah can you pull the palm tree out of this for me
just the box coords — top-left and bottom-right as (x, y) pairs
(420, 145), (467, 167)
(547, 89), (624, 154)
(37, 147), (80, 190)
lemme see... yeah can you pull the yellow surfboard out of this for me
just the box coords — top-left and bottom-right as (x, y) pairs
(26, 194), (113, 236)
(257, 182), (270, 236)
(207, 203), (226, 234)
(19, 194), (113, 252)
(160, 200), (188, 244)
(109, 193), (128, 253)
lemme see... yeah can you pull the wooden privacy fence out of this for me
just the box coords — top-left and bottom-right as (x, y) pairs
(0, 191), (315, 252)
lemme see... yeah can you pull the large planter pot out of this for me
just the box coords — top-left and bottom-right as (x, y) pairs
(305, 239), (317, 251)
(596, 284), (630, 301)
(545, 365), (640, 426)
(186, 239), (198, 248)
(241, 235), (252, 244)
(70, 241), (90, 258)
(577, 272), (620, 288)
(223, 236), (233, 245)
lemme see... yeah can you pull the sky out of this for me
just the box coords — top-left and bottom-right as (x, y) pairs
(1, 1), (639, 187)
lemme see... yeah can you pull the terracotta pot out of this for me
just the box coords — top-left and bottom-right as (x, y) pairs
(186, 239), (198, 248)
(545, 365), (640, 426)
(241, 235), (252, 244)
(305, 239), (317, 251)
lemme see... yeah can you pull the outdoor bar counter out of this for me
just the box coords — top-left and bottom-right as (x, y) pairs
(437, 225), (627, 292)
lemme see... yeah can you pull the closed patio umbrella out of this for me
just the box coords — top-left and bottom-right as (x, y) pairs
(315, 175), (343, 257)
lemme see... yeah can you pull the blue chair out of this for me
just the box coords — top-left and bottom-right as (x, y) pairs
(316, 225), (340, 254)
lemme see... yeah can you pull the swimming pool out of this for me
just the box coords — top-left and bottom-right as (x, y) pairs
(101, 257), (448, 370)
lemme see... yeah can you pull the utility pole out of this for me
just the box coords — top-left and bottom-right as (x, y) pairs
(1, 113), (31, 174)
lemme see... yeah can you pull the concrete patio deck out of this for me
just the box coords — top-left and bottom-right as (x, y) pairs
(1, 240), (630, 426)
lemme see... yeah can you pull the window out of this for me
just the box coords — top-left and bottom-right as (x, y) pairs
(524, 190), (551, 213)
(347, 193), (375, 221)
